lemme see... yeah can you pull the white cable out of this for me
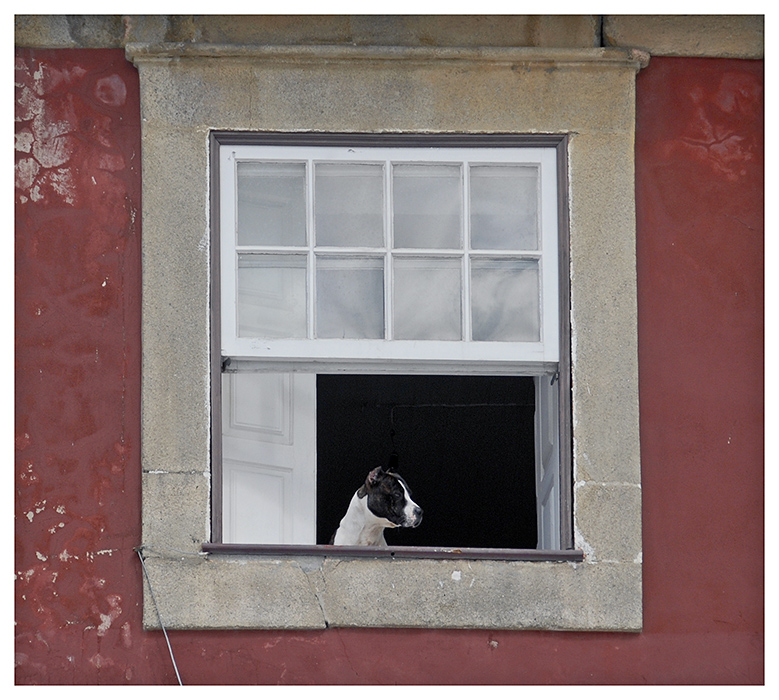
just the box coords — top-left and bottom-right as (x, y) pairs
(135, 547), (184, 685)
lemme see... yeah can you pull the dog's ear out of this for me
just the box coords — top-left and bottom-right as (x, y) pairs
(366, 465), (384, 487)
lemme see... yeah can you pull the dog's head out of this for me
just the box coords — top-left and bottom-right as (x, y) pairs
(358, 466), (423, 529)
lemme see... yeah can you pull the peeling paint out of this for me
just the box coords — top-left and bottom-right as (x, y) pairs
(15, 130), (34, 152)
(97, 594), (122, 636)
(88, 653), (115, 669)
(85, 549), (117, 562)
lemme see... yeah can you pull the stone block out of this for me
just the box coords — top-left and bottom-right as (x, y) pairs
(605, 15), (764, 58)
(142, 471), (211, 553)
(575, 482), (643, 563)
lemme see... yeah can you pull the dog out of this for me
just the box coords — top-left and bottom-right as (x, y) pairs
(331, 465), (423, 546)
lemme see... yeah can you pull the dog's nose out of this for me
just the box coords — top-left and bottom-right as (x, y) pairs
(411, 507), (423, 527)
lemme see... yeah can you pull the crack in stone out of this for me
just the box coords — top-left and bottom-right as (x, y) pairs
(299, 563), (329, 629)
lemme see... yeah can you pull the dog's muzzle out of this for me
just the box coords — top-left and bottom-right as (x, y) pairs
(406, 506), (423, 528)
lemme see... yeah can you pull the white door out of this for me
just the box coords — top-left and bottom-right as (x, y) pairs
(535, 376), (561, 550)
(221, 372), (317, 544)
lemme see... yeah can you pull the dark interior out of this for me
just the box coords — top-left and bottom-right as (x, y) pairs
(316, 374), (538, 549)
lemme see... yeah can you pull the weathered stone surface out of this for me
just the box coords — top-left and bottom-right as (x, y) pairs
(141, 555), (328, 629)
(605, 15), (764, 58)
(574, 483), (643, 563)
(16, 15), (600, 50)
(135, 43), (644, 631)
(16, 15), (764, 59)
(141, 554), (642, 631)
(15, 14), (126, 48)
(142, 471), (210, 553)
(138, 124), (211, 476)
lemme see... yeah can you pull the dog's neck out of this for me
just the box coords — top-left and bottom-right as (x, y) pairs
(333, 491), (395, 546)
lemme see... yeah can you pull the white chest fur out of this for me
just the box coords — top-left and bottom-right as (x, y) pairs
(332, 491), (395, 546)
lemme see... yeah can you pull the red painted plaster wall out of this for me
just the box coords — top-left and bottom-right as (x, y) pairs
(15, 50), (763, 684)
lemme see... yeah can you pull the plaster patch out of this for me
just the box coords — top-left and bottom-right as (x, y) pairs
(95, 74), (127, 107)
(25, 501), (46, 522)
(16, 85), (44, 122)
(89, 653), (115, 669)
(32, 61), (44, 85)
(32, 133), (74, 169)
(573, 521), (596, 562)
(198, 228), (210, 252)
(97, 595), (123, 636)
(86, 549), (117, 561)
(49, 168), (76, 204)
(121, 621), (132, 648)
(15, 157), (39, 192)
(15, 130), (33, 153)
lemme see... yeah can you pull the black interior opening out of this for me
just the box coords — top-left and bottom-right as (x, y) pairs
(316, 375), (538, 549)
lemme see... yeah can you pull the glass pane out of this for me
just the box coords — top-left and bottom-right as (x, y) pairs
(316, 257), (384, 339)
(315, 163), (384, 247)
(393, 258), (462, 340)
(237, 162), (307, 246)
(470, 259), (540, 341)
(470, 165), (539, 250)
(237, 254), (307, 338)
(393, 164), (462, 248)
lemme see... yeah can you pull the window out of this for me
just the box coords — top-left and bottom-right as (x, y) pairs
(213, 135), (571, 553)
(131, 42), (643, 631)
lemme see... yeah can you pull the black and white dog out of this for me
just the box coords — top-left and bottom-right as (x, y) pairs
(332, 465), (423, 546)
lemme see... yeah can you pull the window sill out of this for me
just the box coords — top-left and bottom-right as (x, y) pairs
(202, 543), (584, 562)
(141, 546), (639, 631)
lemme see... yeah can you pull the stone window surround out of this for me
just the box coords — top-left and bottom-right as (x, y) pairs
(130, 43), (645, 631)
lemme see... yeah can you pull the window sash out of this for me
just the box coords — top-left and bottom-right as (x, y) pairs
(219, 143), (560, 367)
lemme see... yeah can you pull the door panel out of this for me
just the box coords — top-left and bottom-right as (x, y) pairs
(535, 376), (561, 550)
(222, 372), (316, 544)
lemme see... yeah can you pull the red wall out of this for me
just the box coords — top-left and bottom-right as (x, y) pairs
(15, 50), (763, 684)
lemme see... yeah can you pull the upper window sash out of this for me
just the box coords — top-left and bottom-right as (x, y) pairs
(219, 144), (560, 366)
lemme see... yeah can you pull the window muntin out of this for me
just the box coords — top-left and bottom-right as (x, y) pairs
(220, 144), (560, 367)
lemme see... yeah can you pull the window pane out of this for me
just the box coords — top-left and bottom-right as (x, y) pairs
(393, 164), (462, 248)
(316, 257), (384, 339)
(237, 254), (307, 338)
(470, 259), (540, 341)
(470, 165), (539, 250)
(393, 258), (462, 340)
(315, 163), (384, 247)
(237, 162), (307, 246)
